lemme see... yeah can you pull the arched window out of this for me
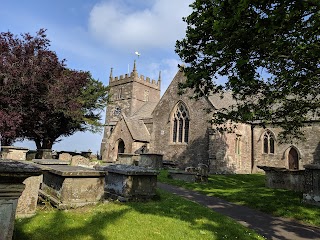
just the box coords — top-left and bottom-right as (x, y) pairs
(171, 102), (190, 143)
(118, 139), (125, 153)
(263, 130), (275, 154)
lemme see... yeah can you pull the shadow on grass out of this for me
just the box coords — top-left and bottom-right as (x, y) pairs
(13, 190), (262, 240)
(158, 172), (320, 227)
(13, 207), (130, 240)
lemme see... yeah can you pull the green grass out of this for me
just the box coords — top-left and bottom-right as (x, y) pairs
(159, 171), (320, 227)
(14, 190), (264, 240)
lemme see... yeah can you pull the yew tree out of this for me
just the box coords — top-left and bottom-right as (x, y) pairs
(0, 29), (108, 148)
(176, 0), (320, 141)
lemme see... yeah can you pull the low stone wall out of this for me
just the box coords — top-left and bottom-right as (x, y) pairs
(100, 164), (158, 201)
(258, 166), (305, 192)
(168, 170), (197, 182)
(40, 165), (105, 209)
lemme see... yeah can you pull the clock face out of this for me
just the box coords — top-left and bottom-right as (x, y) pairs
(114, 106), (121, 116)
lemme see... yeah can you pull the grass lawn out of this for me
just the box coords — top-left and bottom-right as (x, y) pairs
(13, 190), (265, 240)
(158, 171), (320, 227)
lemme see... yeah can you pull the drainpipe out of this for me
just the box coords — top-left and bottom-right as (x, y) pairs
(251, 125), (255, 173)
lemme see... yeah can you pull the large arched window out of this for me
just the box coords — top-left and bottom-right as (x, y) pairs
(171, 102), (190, 143)
(263, 130), (275, 154)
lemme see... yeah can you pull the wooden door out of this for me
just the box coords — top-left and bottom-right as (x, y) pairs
(288, 148), (298, 170)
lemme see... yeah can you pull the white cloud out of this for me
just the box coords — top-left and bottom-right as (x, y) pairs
(143, 58), (181, 95)
(88, 0), (193, 50)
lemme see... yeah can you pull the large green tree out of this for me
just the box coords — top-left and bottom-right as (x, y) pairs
(0, 29), (108, 148)
(176, 0), (320, 141)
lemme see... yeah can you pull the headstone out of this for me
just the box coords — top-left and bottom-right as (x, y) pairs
(59, 153), (72, 161)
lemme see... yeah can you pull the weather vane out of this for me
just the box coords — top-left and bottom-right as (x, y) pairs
(135, 51), (141, 58)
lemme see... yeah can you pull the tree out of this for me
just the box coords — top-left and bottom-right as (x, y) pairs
(0, 29), (108, 148)
(176, 0), (320, 141)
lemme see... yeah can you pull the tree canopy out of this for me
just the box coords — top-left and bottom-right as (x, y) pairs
(0, 29), (108, 148)
(176, 0), (320, 141)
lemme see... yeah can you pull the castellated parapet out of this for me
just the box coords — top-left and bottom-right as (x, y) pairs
(108, 61), (161, 90)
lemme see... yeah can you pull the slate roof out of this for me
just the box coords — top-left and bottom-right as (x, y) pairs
(207, 91), (236, 110)
(123, 116), (151, 142)
(131, 102), (158, 119)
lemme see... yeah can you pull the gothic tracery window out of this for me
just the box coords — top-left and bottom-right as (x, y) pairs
(171, 102), (190, 143)
(263, 130), (275, 154)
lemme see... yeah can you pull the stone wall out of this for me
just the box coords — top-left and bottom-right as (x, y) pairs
(253, 124), (320, 173)
(209, 123), (252, 174)
(151, 70), (212, 168)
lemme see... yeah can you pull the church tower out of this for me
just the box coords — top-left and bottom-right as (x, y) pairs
(100, 60), (161, 160)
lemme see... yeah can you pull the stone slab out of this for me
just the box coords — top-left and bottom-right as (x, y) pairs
(45, 165), (105, 177)
(32, 159), (70, 165)
(102, 164), (159, 175)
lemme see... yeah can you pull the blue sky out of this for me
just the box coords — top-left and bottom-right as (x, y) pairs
(1, 0), (193, 154)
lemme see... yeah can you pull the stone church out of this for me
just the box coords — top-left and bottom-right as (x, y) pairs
(100, 61), (320, 173)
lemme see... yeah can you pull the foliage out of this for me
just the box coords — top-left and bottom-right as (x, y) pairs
(0, 29), (108, 148)
(13, 190), (264, 240)
(176, 0), (320, 141)
(158, 171), (320, 227)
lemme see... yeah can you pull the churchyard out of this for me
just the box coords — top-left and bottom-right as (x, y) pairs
(0, 147), (319, 240)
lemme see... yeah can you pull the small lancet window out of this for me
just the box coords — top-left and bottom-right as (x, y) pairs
(235, 135), (241, 155)
(171, 102), (190, 143)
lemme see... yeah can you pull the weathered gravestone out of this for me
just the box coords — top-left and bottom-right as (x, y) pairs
(303, 164), (320, 206)
(0, 160), (42, 240)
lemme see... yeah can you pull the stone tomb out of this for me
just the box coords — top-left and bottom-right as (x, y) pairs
(258, 166), (305, 192)
(117, 153), (139, 166)
(40, 165), (105, 209)
(303, 164), (320, 206)
(1, 146), (28, 160)
(32, 159), (70, 165)
(168, 170), (197, 182)
(139, 153), (163, 170)
(97, 164), (159, 201)
(0, 160), (42, 240)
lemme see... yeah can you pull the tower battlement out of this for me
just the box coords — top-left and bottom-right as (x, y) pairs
(108, 60), (161, 90)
